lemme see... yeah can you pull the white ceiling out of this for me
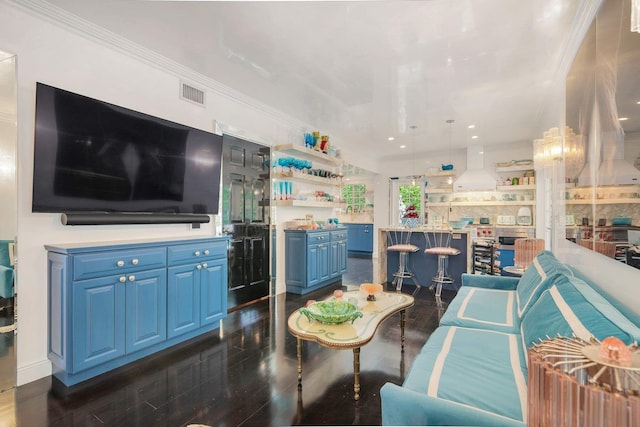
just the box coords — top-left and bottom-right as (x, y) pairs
(44, 0), (587, 164)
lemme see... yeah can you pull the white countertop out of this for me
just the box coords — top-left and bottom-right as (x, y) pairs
(379, 227), (474, 233)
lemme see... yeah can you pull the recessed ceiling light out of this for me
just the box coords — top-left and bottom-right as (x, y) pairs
(400, 145), (406, 149)
(468, 125), (475, 129)
(637, 101), (640, 104)
(619, 117), (629, 121)
(388, 136), (395, 141)
(471, 135), (479, 139)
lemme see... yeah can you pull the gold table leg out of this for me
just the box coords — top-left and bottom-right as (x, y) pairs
(297, 338), (302, 387)
(353, 347), (361, 400)
(400, 309), (406, 351)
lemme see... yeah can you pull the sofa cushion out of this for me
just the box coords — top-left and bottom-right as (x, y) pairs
(439, 287), (519, 333)
(521, 274), (640, 348)
(403, 326), (528, 424)
(515, 250), (573, 319)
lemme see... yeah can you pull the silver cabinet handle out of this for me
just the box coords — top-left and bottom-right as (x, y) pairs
(202, 263), (208, 268)
(131, 258), (139, 265)
(128, 275), (135, 282)
(194, 251), (201, 256)
(119, 276), (126, 283)
(204, 249), (210, 255)
(196, 264), (202, 270)
(117, 260), (124, 267)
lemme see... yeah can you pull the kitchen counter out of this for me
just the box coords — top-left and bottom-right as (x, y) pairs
(377, 228), (472, 288)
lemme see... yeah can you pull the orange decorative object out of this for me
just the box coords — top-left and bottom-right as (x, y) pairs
(599, 336), (633, 365)
(305, 299), (316, 308)
(333, 289), (344, 299)
(359, 283), (383, 301)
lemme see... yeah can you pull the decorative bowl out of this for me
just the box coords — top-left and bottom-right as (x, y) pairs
(299, 300), (363, 324)
(401, 217), (420, 228)
(448, 220), (467, 229)
(360, 283), (383, 301)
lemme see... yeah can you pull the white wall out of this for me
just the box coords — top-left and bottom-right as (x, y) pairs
(0, 54), (16, 240)
(0, 3), (355, 385)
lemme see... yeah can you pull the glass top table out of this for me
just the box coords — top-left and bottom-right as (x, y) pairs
(287, 290), (415, 400)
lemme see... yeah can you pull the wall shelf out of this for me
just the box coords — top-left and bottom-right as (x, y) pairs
(496, 185), (536, 191)
(272, 200), (347, 208)
(565, 198), (640, 205)
(495, 164), (534, 173)
(428, 201), (536, 207)
(273, 144), (342, 166)
(274, 170), (343, 187)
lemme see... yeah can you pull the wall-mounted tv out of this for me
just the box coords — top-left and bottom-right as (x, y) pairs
(32, 83), (222, 217)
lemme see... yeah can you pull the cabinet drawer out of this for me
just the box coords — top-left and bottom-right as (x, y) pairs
(73, 248), (167, 281)
(307, 233), (330, 245)
(330, 230), (348, 241)
(168, 240), (227, 265)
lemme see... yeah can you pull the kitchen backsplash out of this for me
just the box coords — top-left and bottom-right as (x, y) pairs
(428, 205), (534, 226)
(566, 204), (640, 226)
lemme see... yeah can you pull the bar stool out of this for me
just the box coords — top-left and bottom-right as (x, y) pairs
(387, 230), (420, 293)
(423, 230), (460, 298)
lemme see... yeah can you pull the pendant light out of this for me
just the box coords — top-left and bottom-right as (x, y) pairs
(410, 125), (418, 185)
(446, 119), (454, 184)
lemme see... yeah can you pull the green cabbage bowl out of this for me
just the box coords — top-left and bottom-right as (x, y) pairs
(299, 300), (363, 324)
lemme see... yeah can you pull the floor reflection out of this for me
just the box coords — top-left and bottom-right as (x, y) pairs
(16, 255), (454, 426)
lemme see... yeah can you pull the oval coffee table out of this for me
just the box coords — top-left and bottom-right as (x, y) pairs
(287, 290), (414, 400)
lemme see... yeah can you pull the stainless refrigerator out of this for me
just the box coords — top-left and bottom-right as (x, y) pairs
(221, 135), (270, 310)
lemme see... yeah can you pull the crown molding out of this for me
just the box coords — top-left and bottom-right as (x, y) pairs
(7, 0), (311, 132)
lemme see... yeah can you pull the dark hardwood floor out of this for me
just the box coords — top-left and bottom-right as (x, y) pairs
(15, 257), (454, 426)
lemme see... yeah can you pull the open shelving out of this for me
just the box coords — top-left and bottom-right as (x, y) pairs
(273, 144), (343, 166)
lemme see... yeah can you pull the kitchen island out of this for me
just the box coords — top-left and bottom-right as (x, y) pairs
(378, 227), (473, 290)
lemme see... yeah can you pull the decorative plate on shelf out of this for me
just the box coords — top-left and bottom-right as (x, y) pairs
(299, 300), (363, 324)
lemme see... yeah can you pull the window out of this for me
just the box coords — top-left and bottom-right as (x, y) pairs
(342, 184), (367, 213)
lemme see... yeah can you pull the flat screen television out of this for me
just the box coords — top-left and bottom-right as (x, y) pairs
(32, 83), (222, 217)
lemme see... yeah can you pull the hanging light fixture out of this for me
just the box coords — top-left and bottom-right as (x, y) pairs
(410, 125), (418, 185)
(446, 119), (454, 184)
(633, 0), (639, 33)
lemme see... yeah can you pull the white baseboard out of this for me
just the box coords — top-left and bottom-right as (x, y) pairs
(17, 359), (51, 387)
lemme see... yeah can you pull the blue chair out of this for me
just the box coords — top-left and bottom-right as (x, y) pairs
(0, 240), (15, 301)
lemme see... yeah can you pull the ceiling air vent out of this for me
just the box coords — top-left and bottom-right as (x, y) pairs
(180, 81), (206, 106)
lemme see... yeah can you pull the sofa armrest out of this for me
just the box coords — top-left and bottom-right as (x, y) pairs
(461, 273), (519, 290)
(380, 383), (525, 426)
(0, 265), (14, 299)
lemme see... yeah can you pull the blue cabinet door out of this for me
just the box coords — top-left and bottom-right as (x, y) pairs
(338, 240), (348, 274)
(307, 244), (320, 286)
(347, 224), (373, 254)
(125, 268), (167, 354)
(72, 275), (126, 373)
(167, 264), (200, 339)
(201, 258), (227, 326)
(329, 241), (340, 278)
(318, 243), (330, 282)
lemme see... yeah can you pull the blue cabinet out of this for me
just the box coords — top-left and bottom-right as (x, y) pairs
(47, 237), (229, 387)
(167, 240), (228, 339)
(285, 229), (348, 294)
(345, 223), (373, 255)
(497, 249), (515, 274)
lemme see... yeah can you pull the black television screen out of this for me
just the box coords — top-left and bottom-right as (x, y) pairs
(32, 83), (222, 215)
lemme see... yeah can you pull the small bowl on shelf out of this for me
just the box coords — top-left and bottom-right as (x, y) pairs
(448, 220), (467, 230)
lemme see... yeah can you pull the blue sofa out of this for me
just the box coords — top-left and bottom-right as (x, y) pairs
(380, 250), (640, 426)
(0, 240), (14, 300)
